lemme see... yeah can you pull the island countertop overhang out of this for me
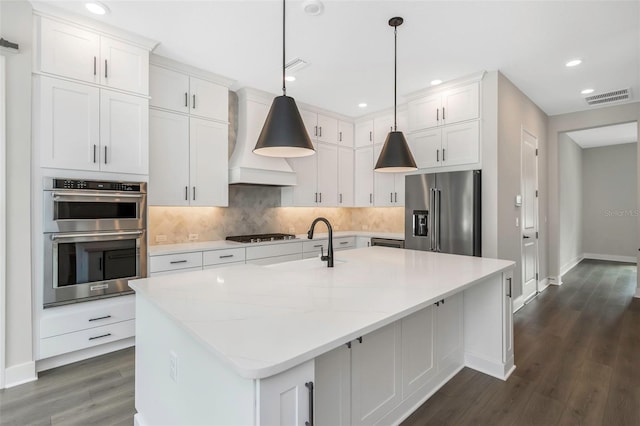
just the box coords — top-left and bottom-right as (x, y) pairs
(130, 246), (515, 379)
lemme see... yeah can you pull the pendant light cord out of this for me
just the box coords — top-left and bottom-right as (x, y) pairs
(393, 26), (397, 131)
(282, 0), (286, 96)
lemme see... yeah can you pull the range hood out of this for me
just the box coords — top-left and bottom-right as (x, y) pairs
(229, 88), (297, 186)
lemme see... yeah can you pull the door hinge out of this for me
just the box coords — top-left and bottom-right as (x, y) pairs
(535, 148), (538, 156)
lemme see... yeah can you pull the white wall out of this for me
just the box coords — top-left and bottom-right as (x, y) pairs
(547, 102), (640, 288)
(558, 133), (583, 273)
(1, 0), (35, 386)
(582, 143), (637, 261)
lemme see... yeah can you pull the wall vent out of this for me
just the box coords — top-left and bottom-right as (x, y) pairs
(584, 88), (631, 106)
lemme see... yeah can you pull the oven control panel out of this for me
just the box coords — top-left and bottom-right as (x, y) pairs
(53, 179), (143, 192)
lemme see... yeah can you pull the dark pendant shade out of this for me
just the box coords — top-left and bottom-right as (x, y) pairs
(253, 95), (315, 157)
(374, 131), (417, 172)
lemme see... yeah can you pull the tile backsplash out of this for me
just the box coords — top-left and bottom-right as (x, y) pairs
(149, 186), (404, 245)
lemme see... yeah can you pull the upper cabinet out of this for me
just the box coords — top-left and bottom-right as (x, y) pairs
(301, 110), (348, 145)
(407, 82), (479, 132)
(150, 64), (229, 123)
(36, 15), (150, 95)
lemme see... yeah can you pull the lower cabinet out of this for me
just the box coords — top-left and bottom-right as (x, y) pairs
(435, 292), (464, 375)
(401, 305), (436, 398)
(258, 360), (315, 426)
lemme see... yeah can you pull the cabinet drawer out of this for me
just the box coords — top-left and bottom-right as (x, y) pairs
(203, 248), (246, 266)
(40, 319), (135, 359)
(149, 252), (203, 273)
(303, 239), (328, 253)
(40, 295), (135, 338)
(246, 242), (303, 260)
(247, 253), (303, 266)
(335, 237), (355, 250)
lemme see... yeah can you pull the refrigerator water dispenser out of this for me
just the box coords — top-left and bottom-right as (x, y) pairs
(413, 210), (429, 237)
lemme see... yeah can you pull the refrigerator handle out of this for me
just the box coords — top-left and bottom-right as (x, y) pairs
(435, 189), (441, 252)
(429, 188), (436, 250)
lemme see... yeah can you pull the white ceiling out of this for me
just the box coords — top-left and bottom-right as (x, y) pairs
(566, 122), (638, 149)
(43, 0), (640, 118)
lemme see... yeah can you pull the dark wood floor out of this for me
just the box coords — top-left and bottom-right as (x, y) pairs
(1, 260), (638, 426)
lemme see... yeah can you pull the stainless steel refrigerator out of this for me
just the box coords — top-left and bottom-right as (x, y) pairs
(404, 170), (481, 256)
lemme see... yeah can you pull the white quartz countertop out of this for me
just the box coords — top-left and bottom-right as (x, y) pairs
(130, 247), (514, 379)
(148, 231), (404, 256)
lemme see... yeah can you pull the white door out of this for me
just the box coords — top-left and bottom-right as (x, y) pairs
(38, 76), (100, 171)
(300, 109), (318, 141)
(442, 121), (480, 167)
(354, 120), (373, 148)
(374, 144), (395, 206)
(407, 94), (441, 132)
(354, 147), (374, 206)
(401, 305), (436, 398)
(100, 90), (149, 175)
(190, 118), (228, 206)
(521, 129), (539, 302)
(442, 82), (479, 125)
(149, 65), (190, 113)
(259, 360), (314, 426)
(317, 142), (338, 206)
(338, 146), (354, 206)
(338, 121), (354, 147)
(100, 36), (149, 95)
(148, 110), (190, 206)
(408, 128), (442, 169)
(189, 77), (229, 122)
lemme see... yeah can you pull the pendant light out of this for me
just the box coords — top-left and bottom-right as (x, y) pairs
(375, 17), (417, 172)
(254, 0), (315, 158)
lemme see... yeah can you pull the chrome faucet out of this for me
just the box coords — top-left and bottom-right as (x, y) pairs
(307, 217), (334, 267)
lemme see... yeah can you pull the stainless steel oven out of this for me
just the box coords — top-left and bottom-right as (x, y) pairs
(43, 178), (147, 307)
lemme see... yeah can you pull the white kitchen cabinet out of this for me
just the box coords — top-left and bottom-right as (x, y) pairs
(355, 237), (371, 248)
(338, 146), (354, 206)
(435, 292), (464, 375)
(373, 114), (394, 146)
(408, 121), (479, 170)
(401, 305), (436, 398)
(355, 120), (373, 148)
(315, 344), (351, 426)
(354, 147), (374, 206)
(148, 111), (228, 206)
(149, 251), (203, 274)
(407, 82), (479, 132)
(338, 121), (354, 147)
(100, 89), (149, 174)
(282, 142), (337, 207)
(37, 76), (148, 174)
(301, 110), (339, 144)
(203, 248), (246, 268)
(351, 322), (402, 426)
(317, 143), (338, 205)
(150, 65), (229, 123)
(408, 128), (442, 169)
(36, 16), (149, 95)
(503, 270), (514, 365)
(258, 361), (315, 426)
(303, 237), (355, 259)
(373, 144), (405, 206)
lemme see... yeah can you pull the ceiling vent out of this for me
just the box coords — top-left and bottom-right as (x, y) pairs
(285, 58), (308, 74)
(584, 88), (631, 106)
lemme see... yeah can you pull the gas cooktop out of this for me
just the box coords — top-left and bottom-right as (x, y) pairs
(226, 233), (297, 243)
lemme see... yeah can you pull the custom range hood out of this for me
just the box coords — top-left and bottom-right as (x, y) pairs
(228, 88), (297, 186)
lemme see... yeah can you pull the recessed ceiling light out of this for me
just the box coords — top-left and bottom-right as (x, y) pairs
(285, 76), (296, 82)
(85, 1), (109, 15)
(565, 59), (582, 67)
(302, 0), (324, 16)
(358, 103), (367, 108)
(581, 88), (594, 95)
(430, 79), (443, 86)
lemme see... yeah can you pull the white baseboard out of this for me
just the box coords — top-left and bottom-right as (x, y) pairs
(548, 276), (563, 286)
(561, 255), (584, 276)
(538, 278), (550, 292)
(513, 296), (525, 313)
(4, 360), (37, 388)
(583, 253), (637, 264)
(36, 337), (135, 372)
(464, 352), (513, 381)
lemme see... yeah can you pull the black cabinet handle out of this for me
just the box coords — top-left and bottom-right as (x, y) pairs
(305, 382), (314, 426)
(219, 254), (234, 259)
(192, 94), (196, 109)
(437, 149), (440, 162)
(314, 126), (318, 137)
(170, 260), (188, 264)
(437, 108), (439, 121)
(369, 193), (372, 204)
(394, 192), (398, 203)
(89, 333), (112, 341)
(185, 186), (188, 201)
(88, 315), (111, 322)
(339, 131), (342, 142)
(93, 56), (97, 76)
(339, 193), (343, 203)
(319, 193), (322, 203)
(315, 192), (318, 203)
(104, 60), (108, 78)
(193, 186), (196, 201)
(185, 92), (188, 107)
(507, 277), (512, 298)
(104, 146), (107, 164)
(443, 107), (445, 120)
(319, 126), (322, 138)
(339, 241), (349, 245)
(357, 336), (363, 344)
(369, 131), (372, 141)
(443, 148), (446, 162)
(93, 144), (97, 163)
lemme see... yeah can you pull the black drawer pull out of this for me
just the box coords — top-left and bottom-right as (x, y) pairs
(339, 241), (349, 245)
(88, 315), (112, 322)
(219, 254), (234, 259)
(89, 333), (112, 341)
(170, 260), (188, 264)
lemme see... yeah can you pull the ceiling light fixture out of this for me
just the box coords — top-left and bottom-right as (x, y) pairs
(431, 79), (443, 86)
(565, 59), (582, 67)
(358, 103), (368, 108)
(375, 17), (417, 173)
(85, 1), (109, 15)
(302, 0), (324, 16)
(254, 0), (314, 158)
(581, 88), (594, 95)
(285, 75), (296, 82)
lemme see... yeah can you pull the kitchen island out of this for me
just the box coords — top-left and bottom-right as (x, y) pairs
(130, 246), (515, 426)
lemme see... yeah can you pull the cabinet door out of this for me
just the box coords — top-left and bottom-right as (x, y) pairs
(149, 65), (190, 113)
(351, 322), (402, 426)
(354, 147), (374, 206)
(100, 36), (149, 95)
(401, 305), (436, 398)
(373, 144), (395, 207)
(317, 113), (339, 144)
(259, 360), (314, 426)
(503, 271), (514, 364)
(317, 143), (338, 206)
(394, 173), (405, 206)
(373, 115), (394, 145)
(338, 121), (354, 147)
(100, 90), (149, 174)
(300, 109), (318, 140)
(38, 76), (100, 171)
(408, 128), (442, 169)
(189, 77), (229, 122)
(190, 118), (229, 206)
(442, 82), (479, 125)
(441, 121), (479, 167)
(354, 120), (373, 148)
(149, 110), (190, 206)
(338, 146), (354, 206)
(287, 143), (318, 206)
(436, 292), (464, 375)
(408, 94), (441, 132)
(315, 345), (351, 426)
(38, 17), (99, 84)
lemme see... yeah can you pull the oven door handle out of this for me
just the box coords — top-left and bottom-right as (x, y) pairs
(50, 230), (143, 241)
(51, 192), (144, 200)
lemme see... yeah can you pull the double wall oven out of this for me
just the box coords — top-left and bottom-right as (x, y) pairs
(43, 178), (147, 307)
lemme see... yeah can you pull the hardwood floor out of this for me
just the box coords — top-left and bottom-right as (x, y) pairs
(1, 260), (637, 426)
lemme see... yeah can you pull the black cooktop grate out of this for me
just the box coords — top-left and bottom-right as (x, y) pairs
(226, 233), (297, 243)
